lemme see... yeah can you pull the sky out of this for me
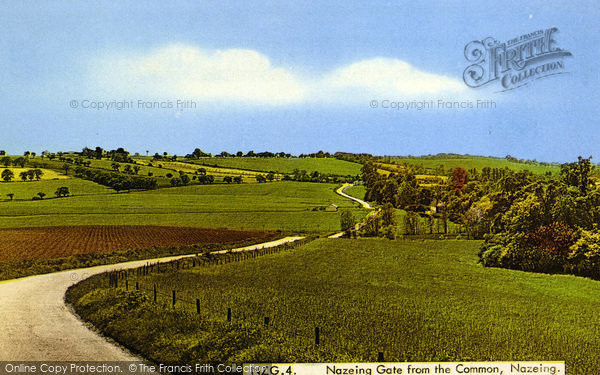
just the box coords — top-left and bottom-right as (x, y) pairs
(1, 1), (598, 163)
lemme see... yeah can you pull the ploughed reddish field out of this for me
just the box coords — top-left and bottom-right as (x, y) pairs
(0, 226), (278, 261)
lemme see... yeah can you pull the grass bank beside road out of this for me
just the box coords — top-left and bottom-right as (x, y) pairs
(67, 238), (600, 373)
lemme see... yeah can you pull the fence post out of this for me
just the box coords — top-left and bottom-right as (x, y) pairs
(315, 327), (320, 345)
(172, 290), (176, 307)
(378, 352), (384, 362)
(153, 284), (157, 302)
(136, 281), (139, 291)
(264, 317), (270, 327)
(227, 308), (231, 321)
(125, 280), (128, 290)
(196, 299), (200, 314)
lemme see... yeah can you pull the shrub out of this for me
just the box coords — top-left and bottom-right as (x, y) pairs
(380, 225), (396, 240)
(567, 229), (600, 278)
(524, 222), (577, 260)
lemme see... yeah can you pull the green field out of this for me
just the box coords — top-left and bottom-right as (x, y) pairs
(0, 179), (113, 201)
(191, 157), (362, 176)
(388, 155), (561, 175)
(0, 182), (363, 232)
(68, 238), (600, 373)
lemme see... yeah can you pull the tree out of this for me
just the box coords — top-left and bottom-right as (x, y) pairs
(451, 167), (468, 194)
(7, 193), (14, 200)
(191, 148), (209, 158)
(197, 168), (206, 175)
(55, 186), (70, 197)
(1, 157), (11, 167)
(395, 180), (419, 209)
(14, 157), (26, 168)
(266, 172), (275, 182)
(32, 169), (43, 180)
(62, 164), (70, 175)
(37, 192), (46, 199)
(463, 206), (486, 239)
(223, 176), (233, 184)
(340, 209), (356, 232)
(2, 169), (14, 182)
(404, 211), (420, 235)
(180, 174), (190, 185)
(170, 178), (182, 187)
(560, 156), (593, 195)
(133, 166), (141, 175)
(256, 175), (266, 183)
(111, 162), (120, 172)
(233, 176), (243, 184)
(381, 203), (398, 227)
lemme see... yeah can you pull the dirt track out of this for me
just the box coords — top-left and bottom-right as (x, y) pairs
(329, 183), (374, 238)
(0, 236), (303, 361)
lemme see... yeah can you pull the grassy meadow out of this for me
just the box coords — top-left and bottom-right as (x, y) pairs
(68, 238), (600, 373)
(0, 181), (364, 232)
(0, 178), (113, 201)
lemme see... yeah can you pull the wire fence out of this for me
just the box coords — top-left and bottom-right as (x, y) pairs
(106, 237), (313, 308)
(100, 236), (390, 361)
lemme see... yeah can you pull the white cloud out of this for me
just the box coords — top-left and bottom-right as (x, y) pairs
(89, 44), (307, 105)
(87, 44), (467, 106)
(322, 58), (465, 98)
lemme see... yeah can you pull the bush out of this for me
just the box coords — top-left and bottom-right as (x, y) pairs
(480, 222), (583, 274)
(524, 222), (577, 261)
(567, 230), (600, 278)
(479, 232), (566, 273)
(380, 225), (396, 240)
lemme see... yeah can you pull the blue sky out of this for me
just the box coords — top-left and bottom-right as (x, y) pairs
(1, 1), (598, 162)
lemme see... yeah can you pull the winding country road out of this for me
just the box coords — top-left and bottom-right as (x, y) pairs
(0, 184), (365, 360)
(335, 183), (372, 209)
(0, 236), (302, 361)
(329, 183), (375, 238)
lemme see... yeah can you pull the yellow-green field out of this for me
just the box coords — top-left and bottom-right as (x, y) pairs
(138, 160), (277, 182)
(0, 167), (68, 180)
